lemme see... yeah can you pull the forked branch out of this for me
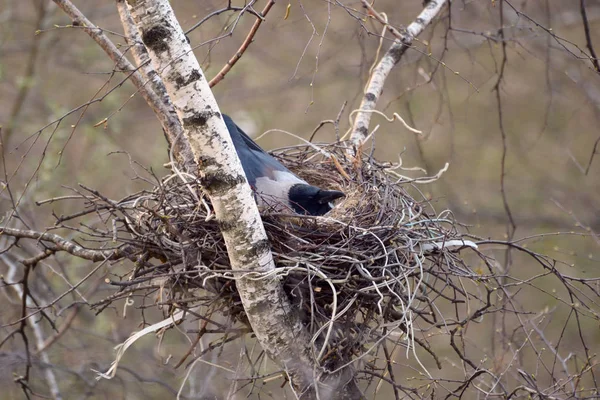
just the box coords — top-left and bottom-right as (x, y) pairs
(350, 0), (448, 146)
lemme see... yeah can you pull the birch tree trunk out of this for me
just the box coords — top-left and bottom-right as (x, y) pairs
(124, 1), (360, 397)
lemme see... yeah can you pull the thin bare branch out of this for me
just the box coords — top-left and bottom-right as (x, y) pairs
(209, 0), (275, 88)
(0, 226), (134, 261)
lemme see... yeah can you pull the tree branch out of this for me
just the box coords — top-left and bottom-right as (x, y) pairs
(0, 227), (133, 261)
(208, 0), (275, 88)
(580, 0), (600, 74)
(3, 255), (62, 400)
(350, 0), (448, 146)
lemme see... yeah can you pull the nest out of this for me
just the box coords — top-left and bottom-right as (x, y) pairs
(91, 142), (480, 371)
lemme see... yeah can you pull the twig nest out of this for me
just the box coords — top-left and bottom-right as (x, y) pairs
(110, 142), (479, 367)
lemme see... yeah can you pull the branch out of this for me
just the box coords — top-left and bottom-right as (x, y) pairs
(0, 227), (133, 261)
(52, 0), (195, 172)
(3, 255), (62, 400)
(584, 136), (600, 175)
(580, 0), (600, 73)
(208, 0), (275, 88)
(361, 0), (403, 41)
(350, 0), (448, 146)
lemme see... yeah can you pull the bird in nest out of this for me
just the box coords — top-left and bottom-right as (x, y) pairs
(223, 114), (345, 216)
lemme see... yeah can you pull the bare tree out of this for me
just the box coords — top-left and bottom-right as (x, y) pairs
(1, 0), (599, 399)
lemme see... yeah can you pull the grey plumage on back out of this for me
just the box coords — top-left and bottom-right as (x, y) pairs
(222, 114), (344, 216)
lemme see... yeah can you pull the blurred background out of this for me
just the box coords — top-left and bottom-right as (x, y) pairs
(1, 0), (599, 398)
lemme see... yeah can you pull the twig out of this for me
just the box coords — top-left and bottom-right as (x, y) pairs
(184, 4), (264, 35)
(584, 136), (600, 175)
(361, 0), (403, 41)
(492, 0), (517, 241)
(579, 0), (600, 73)
(0, 226), (134, 261)
(4, 255), (62, 400)
(209, 0), (275, 88)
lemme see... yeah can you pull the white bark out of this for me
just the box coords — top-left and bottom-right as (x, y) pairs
(116, 0), (169, 104)
(350, 0), (448, 146)
(124, 0), (323, 394)
(115, 0), (195, 171)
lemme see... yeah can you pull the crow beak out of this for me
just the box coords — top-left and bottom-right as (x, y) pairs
(317, 190), (345, 204)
